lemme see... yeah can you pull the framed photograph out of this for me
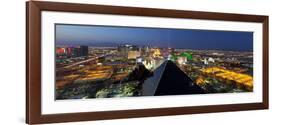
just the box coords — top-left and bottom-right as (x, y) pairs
(26, 1), (269, 124)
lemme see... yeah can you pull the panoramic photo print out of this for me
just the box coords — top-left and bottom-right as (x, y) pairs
(55, 24), (254, 100)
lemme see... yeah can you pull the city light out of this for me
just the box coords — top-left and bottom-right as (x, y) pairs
(55, 24), (253, 99)
(201, 67), (253, 91)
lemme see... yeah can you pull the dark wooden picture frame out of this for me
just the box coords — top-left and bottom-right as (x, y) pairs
(26, 1), (269, 124)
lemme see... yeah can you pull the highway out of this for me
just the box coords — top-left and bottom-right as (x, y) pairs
(62, 54), (111, 69)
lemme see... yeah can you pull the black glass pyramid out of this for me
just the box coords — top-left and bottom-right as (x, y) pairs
(142, 60), (205, 96)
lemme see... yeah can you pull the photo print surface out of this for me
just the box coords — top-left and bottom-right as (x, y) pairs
(55, 24), (254, 100)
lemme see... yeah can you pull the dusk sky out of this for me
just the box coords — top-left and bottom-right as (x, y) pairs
(55, 24), (253, 51)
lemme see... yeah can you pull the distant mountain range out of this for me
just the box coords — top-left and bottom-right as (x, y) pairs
(56, 41), (252, 52)
(56, 42), (121, 47)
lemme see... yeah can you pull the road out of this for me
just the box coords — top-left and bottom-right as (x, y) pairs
(62, 54), (111, 69)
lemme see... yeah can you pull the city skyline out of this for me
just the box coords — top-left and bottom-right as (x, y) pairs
(55, 24), (254, 99)
(56, 24), (253, 52)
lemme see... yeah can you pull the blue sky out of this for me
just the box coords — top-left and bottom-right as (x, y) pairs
(55, 24), (253, 51)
